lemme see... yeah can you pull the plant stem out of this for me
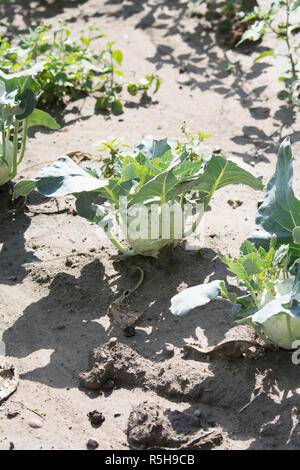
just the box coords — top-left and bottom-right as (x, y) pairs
(245, 280), (259, 305)
(184, 203), (204, 237)
(247, 319), (273, 345)
(286, 315), (295, 344)
(285, 0), (297, 77)
(17, 118), (29, 165)
(109, 45), (115, 99)
(104, 228), (138, 256)
(11, 119), (19, 179)
(1, 107), (6, 159)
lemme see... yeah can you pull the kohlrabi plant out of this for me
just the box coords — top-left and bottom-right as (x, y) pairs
(13, 136), (263, 257)
(170, 137), (300, 349)
(248, 137), (300, 261)
(237, 0), (300, 102)
(0, 64), (59, 189)
(1, 21), (161, 113)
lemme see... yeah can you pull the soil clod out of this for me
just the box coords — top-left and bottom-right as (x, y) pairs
(7, 410), (19, 419)
(79, 341), (204, 401)
(88, 410), (105, 427)
(127, 401), (223, 449)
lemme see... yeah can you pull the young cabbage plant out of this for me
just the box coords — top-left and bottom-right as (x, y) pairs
(237, 0), (300, 102)
(0, 22), (161, 113)
(13, 136), (263, 257)
(170, 137), (300, 349)
(171, 237), (300, 349)
(0, 64), (60, 188)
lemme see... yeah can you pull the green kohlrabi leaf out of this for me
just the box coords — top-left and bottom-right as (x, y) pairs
(0, 63), (44, 94)
(13, 180), (36, 198)
(15, 88), (37, 120)
(75, 191), (106, 222)
(249, 263), (300, 349)
(13, 156), (108, 199)
(187, 154), (264, 202)
(170, 280), (222, 316)
(28, 108), (60, 129)
(136, 137), (172, 164)
(248, 137), (300, 259)
(293, 227), (300, 245)
(222, 252), (264, 280)
(130, 168), (181, 205)
(35, 157), (109, 196)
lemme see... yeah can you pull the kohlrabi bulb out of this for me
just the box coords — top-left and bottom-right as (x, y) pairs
(262, 314), (300, 350)
(258, 279), (300, 350)
(122, 201), (184, 257)
(0, 140), (14, 187)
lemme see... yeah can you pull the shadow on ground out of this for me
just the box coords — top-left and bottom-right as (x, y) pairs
(0, 0), (91, 36)
(0, 184), (38, 285)
(3, 245), (232, 389)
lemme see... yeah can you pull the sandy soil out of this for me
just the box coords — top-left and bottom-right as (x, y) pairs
(0, 0), (300, 450)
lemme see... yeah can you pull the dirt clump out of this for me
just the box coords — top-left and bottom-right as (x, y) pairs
(78, 340), (203, 401)
(87, 410), (105, 427)
(127, 401), (223, 449)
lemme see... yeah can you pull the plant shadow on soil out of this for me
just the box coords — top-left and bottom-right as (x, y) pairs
(158, 350), (300, 449)
(101, 0), (299, 160)
(0, 0), (91, 37)
(3, 238), (300, 448)
(2, 0), (297, 161)
(0, 185), (38, 285)
(125, 350), (300, 449)
(28, 99), (95, 138)
(2, 245), (231, 385)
